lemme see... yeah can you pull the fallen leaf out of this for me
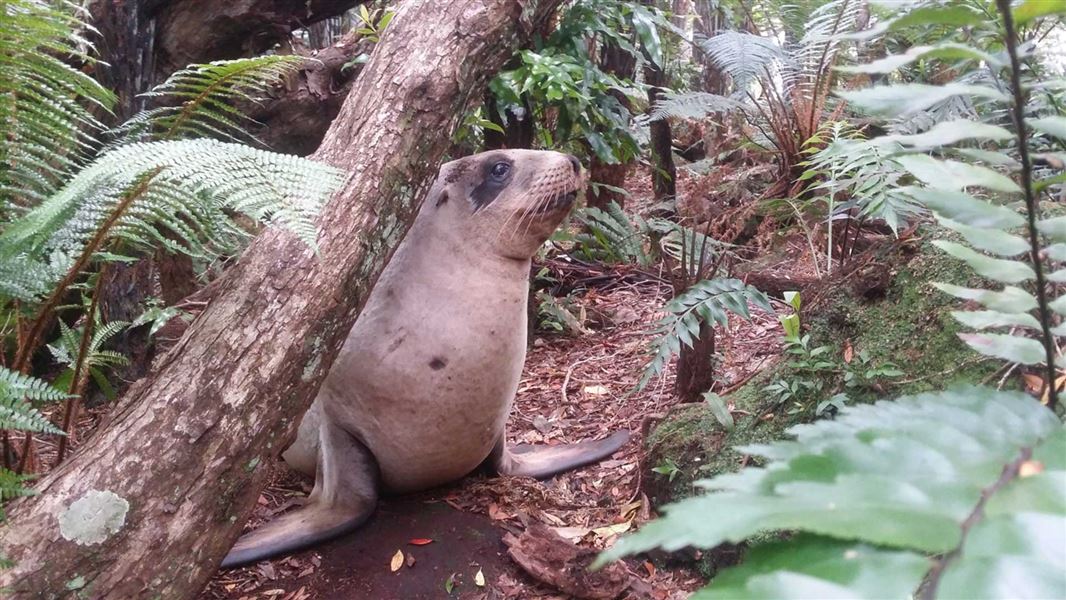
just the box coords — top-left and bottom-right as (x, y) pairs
(592, 521), (631, 538)
(643, 561), (656, 578)
(474, 567), (485, 587)
(444, 572), (457, 593)
(533, 414), (553, 434)
(550, 526), (590, 542)
(843, 340), (854, 363)
(1019, 460), (1044, 478)
(408, 538), (434, 546)
(390, 549), (404, 572)
(405, 552), (416, 568)
(583, 385), (609, 395)
(1023, 373), (1045, 394)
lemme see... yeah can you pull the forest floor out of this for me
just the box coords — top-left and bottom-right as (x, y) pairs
(199, 167), (789, 600)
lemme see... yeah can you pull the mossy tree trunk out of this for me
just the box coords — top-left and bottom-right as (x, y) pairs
(0, 1), (563, 597)
(644, 65), (676, 204)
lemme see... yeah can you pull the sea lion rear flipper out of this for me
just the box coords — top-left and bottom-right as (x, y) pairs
(496, 431), (630, 479)
(221, 421), (378, 569)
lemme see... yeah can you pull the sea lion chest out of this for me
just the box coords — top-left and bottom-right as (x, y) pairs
(319, 224), (529, 493)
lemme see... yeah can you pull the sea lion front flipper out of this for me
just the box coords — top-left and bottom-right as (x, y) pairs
(495, 430), (630, 479)
(220, 420), (378, 569)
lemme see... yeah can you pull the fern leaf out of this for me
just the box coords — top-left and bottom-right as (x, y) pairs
(647, 91), (746, 122)
(697, 31), (786, 93)
(0, 0), (115, 204)
(0, 367), (66, 434)
(120, 56), (308, 144)
(638, 279), (771, 390)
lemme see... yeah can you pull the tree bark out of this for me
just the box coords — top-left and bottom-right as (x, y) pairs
(150, 0), (368, 79)
(645, 66), (677, 204)
(674, 322), (715, 403)
(0, 1), (563, 598)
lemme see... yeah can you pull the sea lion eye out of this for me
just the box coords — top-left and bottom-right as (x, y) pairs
(490, 162), (511, 179)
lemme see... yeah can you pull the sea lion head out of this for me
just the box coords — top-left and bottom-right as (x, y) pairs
(425, 149), (583, 260)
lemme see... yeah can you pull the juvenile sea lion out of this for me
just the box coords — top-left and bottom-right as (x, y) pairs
(222, 150), (629, 568)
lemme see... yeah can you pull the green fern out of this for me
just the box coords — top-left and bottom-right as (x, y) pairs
(697, 31), (785, 94)
(647, 91), (747, 122)
(0, 367), (65, 434)
(599, 387), (1065, 599)
(638, 278), (772, 390)
(118, 56), (308, 144)
(0, 0), (115, 210)
(574, 201), (656, 266)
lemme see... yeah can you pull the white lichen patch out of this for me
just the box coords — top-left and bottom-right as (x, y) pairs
(58, 490), (130, 545)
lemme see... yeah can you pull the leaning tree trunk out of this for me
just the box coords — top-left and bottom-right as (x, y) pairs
(0, 1), (563, 597)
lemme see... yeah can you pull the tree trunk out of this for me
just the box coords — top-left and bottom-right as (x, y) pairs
(645, 65), (676, 205)
(150, 0), (367, 79)
(0, 1), (563, 598)
(674, 322), (715, 403)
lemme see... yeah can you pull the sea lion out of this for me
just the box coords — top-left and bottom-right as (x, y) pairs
(222, 149), (629, 568)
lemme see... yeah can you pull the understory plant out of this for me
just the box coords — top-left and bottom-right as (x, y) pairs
(599, 2), (1066, 597)
(0, 0), (341, 490)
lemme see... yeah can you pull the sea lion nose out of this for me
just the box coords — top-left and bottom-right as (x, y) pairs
(566, 154), (582, 175)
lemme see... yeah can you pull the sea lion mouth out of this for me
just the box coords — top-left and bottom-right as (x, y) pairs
(536, 189), (578, 213)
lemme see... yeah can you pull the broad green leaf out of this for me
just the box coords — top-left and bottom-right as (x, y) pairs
(939, 555), (1066, 600)
(1037, 216), (1066, 242)
(951, 310), (1042, 330)
(932, 241), (1034, 283)
(955, 148), (1021, 168)
(881, 120), (1013, 149)
(1049, 294), (1066, 316)
(1046, 244), (1066, 261)
(933, 284), (1038, 312)
(1014, 0), (1066, 24)
(1048, 269), (1066, 283)
(838, 84), (1008, 117)
(837, 44), (998, 74)
(693, 537), (930, 600)
(958, 333), (1047, 365)
(890, 4), (985, 28)
(898, 155), (1021, 193)
(904, 187), (1024, 229)
(1030, 117), (1066, 140)
(936, 217), (1029, 257)
(599, 387), (1062, 585)
(630, 6), (663, 68)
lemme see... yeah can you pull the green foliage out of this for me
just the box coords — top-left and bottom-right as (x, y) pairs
(574, 201), (658, 266)
(639, 278), (771, 390)
(120, 56), (308, 143)
(0, 368), (65, 435)
(601, 387), (1065, 599)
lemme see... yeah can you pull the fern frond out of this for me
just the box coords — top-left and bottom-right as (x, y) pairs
(119, 56), (308, 144)
(0, 139), (343, 290)
(0, 0), (115, 206)
(574, 201), (654, 266)
(697, 31), (786, 93)
(787, 0), (862, 87)
(638, 279), (772, 390)
(647, 91), (747, 122)
(0, 468), (36, 503)
(0, 367), (66, 433)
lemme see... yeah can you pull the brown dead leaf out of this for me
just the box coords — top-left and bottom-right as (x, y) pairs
(1023, 373), (1045, 395)
(643, 561), (656, 578)
(390, 549), (404, 572)
(843, 340), (853, 364)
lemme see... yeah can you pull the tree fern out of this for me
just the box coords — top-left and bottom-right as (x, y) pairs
(0, 0), (115, 210)
(638, 278), (771, 390)
(574, 201), (656, 266)
(696, 31), (786, 94)
(646, 91), (747, 122)
(118, 56), (308, 144)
